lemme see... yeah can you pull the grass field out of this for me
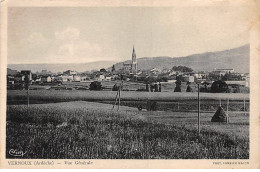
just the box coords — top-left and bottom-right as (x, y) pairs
(7, 89), (249, 103)
(7, 90), (250, 113)
(6, 101), (249, 159)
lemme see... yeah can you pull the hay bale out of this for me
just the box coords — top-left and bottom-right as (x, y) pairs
(211, 106), (228, 122)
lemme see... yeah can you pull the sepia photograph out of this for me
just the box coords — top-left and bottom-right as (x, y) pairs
(1, 0), (260, 169)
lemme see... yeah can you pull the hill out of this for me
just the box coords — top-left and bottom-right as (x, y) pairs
(8, 61), (116, 73)
(111, 44), (249, 73)
(8, 44), (249, 73)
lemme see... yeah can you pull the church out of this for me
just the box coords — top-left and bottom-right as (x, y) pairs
(123, 46), (137, 74)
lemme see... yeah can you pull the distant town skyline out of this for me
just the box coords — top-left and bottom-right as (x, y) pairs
(8, 6), (250, 64)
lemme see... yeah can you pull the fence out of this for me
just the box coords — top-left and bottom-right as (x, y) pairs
(102, 98), (250, 113)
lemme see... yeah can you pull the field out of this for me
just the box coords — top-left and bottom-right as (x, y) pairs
(6, 90), (249, 159)
(7, 90), (250, 113)
(7, 89), (249, 103)
(6, 100), (249, 159)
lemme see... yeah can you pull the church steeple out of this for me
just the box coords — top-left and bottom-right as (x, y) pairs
(132, 45), (136, 62)
(131, 45), (137, 74)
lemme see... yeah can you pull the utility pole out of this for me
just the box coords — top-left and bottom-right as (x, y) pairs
(25, 74), (30, 116)
(197, 83), (200, 135)
(227, 98), (229, 123)
(118, 85), (121, 111)
(244, 97), (246, 115)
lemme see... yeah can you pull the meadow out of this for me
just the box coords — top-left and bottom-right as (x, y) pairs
(7, 90), (249, 104)
(6, 101), (249, 159)
(7, 90), (250, 113)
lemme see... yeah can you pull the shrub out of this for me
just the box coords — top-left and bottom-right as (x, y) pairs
(211, 80), (229, 93)
(112, 84), (120, 91)
(174, 78), (182, 92)
(89, 81), (102, 91)
(186, 85), (192, 92)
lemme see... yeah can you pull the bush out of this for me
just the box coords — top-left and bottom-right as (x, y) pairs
(89, 81), (102, 91)
(112, 84), (120, 91)
(211, 80), (229, 93)
(174, 78), (182, 92)
(186, 85), (192, 92)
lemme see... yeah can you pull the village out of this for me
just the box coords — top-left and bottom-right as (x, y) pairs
(7, 66), (250, 93)
(7, 47), (250, 93)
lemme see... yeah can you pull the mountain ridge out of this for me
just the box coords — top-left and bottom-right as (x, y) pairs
(112, 44), (249, 73)
(8, 44), (249, 73)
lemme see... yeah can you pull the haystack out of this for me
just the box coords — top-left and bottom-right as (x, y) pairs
(211, 106), (228, 122)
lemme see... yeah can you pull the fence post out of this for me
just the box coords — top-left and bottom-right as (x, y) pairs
(197, 83), (200, 135)
(244, 97), (246, 115)
(27, 85), (29, 115)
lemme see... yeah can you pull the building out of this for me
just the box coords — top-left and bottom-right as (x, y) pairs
(183, 76), (195, 83)
(194, 72), (207, 79)
(14, 74), (25, 82)
(21, 70), (32, 81)
(63, 70), (77, 75)
(96, 75), (105, 81)
(150, 68), (161, 75)
(213, 68), (234, 76)
(73, 75), (81, 82)
(225, 80), (248, 87)
(59, 75), (73, 82)
(123, 46), (137, 74)
(105, 76), (112, 81)
(41, 76), (52, 83)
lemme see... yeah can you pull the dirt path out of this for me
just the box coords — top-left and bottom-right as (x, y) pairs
(28, 100), (140, 112)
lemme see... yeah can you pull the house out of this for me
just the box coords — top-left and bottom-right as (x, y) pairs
(183, 76), (195, 83)
(34, 77), (42, 84)
(21, 70), (32, 80)
(7, 76), (15, 85)
(213, 68), (234, 76)
(59, 75), (73, 82)
(41, 76), (52, 83)
(105, 76), (112, 81)
(97, 75), (105, 81)
(73, 75), (81, 82)
(63, 70), (77, 75)
(80, 76), (89, 81)
(150, 68), (161, 75)
(169, 71), (177, 77)
(194, 72), (207, 79)
(14, 74), (25, 82)
(226, 81), (246, 86)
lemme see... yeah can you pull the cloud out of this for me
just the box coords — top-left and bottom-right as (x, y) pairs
(55, 27), (80, 42)
(26, 32), (47, 45)
(49, 27), (104, 63)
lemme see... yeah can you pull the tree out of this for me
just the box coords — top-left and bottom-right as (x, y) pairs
(211, 80), (229, 93)
(100, 68), (107, 73)
(200, 81), (210, 92)
(186, 82), (192, 92)
(172, 66), (193, 73)
(112, 84), (119, 91)
(174, 77), (182, 92)
(89, 81), (102, 91)
(112, 65), (115, 73)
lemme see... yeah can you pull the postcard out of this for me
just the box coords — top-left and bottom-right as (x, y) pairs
(1, 0), (259, 169)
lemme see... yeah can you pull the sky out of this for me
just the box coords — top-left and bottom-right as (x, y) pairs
(8, 6), (250, 64)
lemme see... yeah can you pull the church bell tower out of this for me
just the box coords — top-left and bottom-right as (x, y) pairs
(132, 45), (137, 74)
